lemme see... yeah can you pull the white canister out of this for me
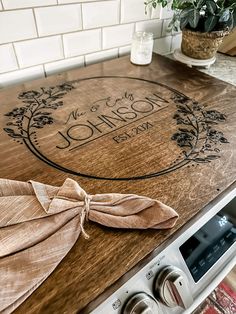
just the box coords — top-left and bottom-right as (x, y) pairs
(130, 31), (154, 65)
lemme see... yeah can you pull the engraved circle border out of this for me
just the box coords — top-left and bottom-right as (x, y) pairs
(24, 76), (192, 181)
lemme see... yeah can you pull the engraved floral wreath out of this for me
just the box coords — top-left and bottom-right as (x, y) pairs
(3, 80), (229, 180)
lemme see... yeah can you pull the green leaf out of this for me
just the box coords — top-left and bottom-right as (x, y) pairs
(188, 9), (200, 28)
(206, 1), (217, 14)
(180, 17), (189, 29)
(219, 9), (230, 22)
(179, 0), (193, 3)
(162, 0), (168, 7)
(180, 7), (194, 19)
(233, 10), (236, 27)
(196, 0), (205, 9)
(226, 12), (234, 28)
(204, 15), (218, 32)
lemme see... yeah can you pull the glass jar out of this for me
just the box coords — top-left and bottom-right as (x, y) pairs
(130, 31), (154, 65)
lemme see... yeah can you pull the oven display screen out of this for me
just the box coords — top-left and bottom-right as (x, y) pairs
(180, 197), (236, 282)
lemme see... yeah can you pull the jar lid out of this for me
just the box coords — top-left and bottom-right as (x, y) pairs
(132, 31), (153, 41)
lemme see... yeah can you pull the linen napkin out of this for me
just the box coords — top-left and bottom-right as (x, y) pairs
(0, 177), (178, 313)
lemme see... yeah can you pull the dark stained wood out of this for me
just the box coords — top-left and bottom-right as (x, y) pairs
(0, 53), (236, 314)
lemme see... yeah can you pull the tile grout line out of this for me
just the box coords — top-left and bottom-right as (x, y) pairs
(80, 3), (84, 30)
(82, 55), (85, 68)
(170, 36), (174, 53)
(12, 43), (20, 69)
(42, 64), (47, 78)
(160, 19), (164, 37)
(61, 34), (66, 59)
(118, 0), (121, 24)
(32, 8), (40, 38)
(100, 27), (103, 51)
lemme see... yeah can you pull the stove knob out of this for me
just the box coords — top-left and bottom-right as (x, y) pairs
(123, 292), (159, 314)
(154, 265), (193, 309)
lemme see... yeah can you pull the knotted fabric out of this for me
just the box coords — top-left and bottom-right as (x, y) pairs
(0, 177), (178, 313)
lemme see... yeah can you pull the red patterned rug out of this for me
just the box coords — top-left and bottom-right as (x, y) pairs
(193, 281), (236, 314)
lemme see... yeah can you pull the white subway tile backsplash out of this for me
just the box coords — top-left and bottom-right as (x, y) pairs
(58, 0), (78, 2)
(171, 33), (182, 52)
(151, 5), (162, 19)
(59, 0), (100, 3)
(119, 45), (131, 57)
(0, 44), (18, 74)
(45, 56), (84, 76)
(136, 19), (163, 39)
(35, 5), (82, 36)
(85, 48), (118, 65)
(162, 19), (172, 36)
(151, 3), (173, 20)
(151, 2), (173, 19)
(15, 36), (63, 68)
(121, 0), (149, 23)
(162, 4), (174, 19)
(82, 1), (119, 29)
(0, 65), (45, 88)
(2, 0), (56, 9)
(103, 24), (134, 49)
(153, 36), (172, 55)
(0, 0), (177, 87)
(0, 10), (37, 44)
(63, 29), (101, 58)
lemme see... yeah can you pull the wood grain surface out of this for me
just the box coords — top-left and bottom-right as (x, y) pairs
(0, 53), (236, 313)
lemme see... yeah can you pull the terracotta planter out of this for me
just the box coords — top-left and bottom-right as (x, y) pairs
(181, 28), (228, 59)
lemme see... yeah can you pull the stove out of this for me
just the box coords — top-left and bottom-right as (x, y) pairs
(0, 54), (235, 314)
(88, 184), (236, 314)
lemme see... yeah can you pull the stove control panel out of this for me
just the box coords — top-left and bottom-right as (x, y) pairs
(121, 265), (193, 314)
(90, 189), (236, 314)
(90, 257), (194, 314)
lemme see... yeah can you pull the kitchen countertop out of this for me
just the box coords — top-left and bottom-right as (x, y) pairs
(0, 54), (236, 314)
(198, 53), (236, 86)
(170, 52), (236, 86)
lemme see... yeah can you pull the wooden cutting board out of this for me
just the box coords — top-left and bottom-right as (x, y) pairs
(0, 54), (236, 313)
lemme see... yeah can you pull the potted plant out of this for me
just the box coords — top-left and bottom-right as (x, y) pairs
(145, 0), (236, 59)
